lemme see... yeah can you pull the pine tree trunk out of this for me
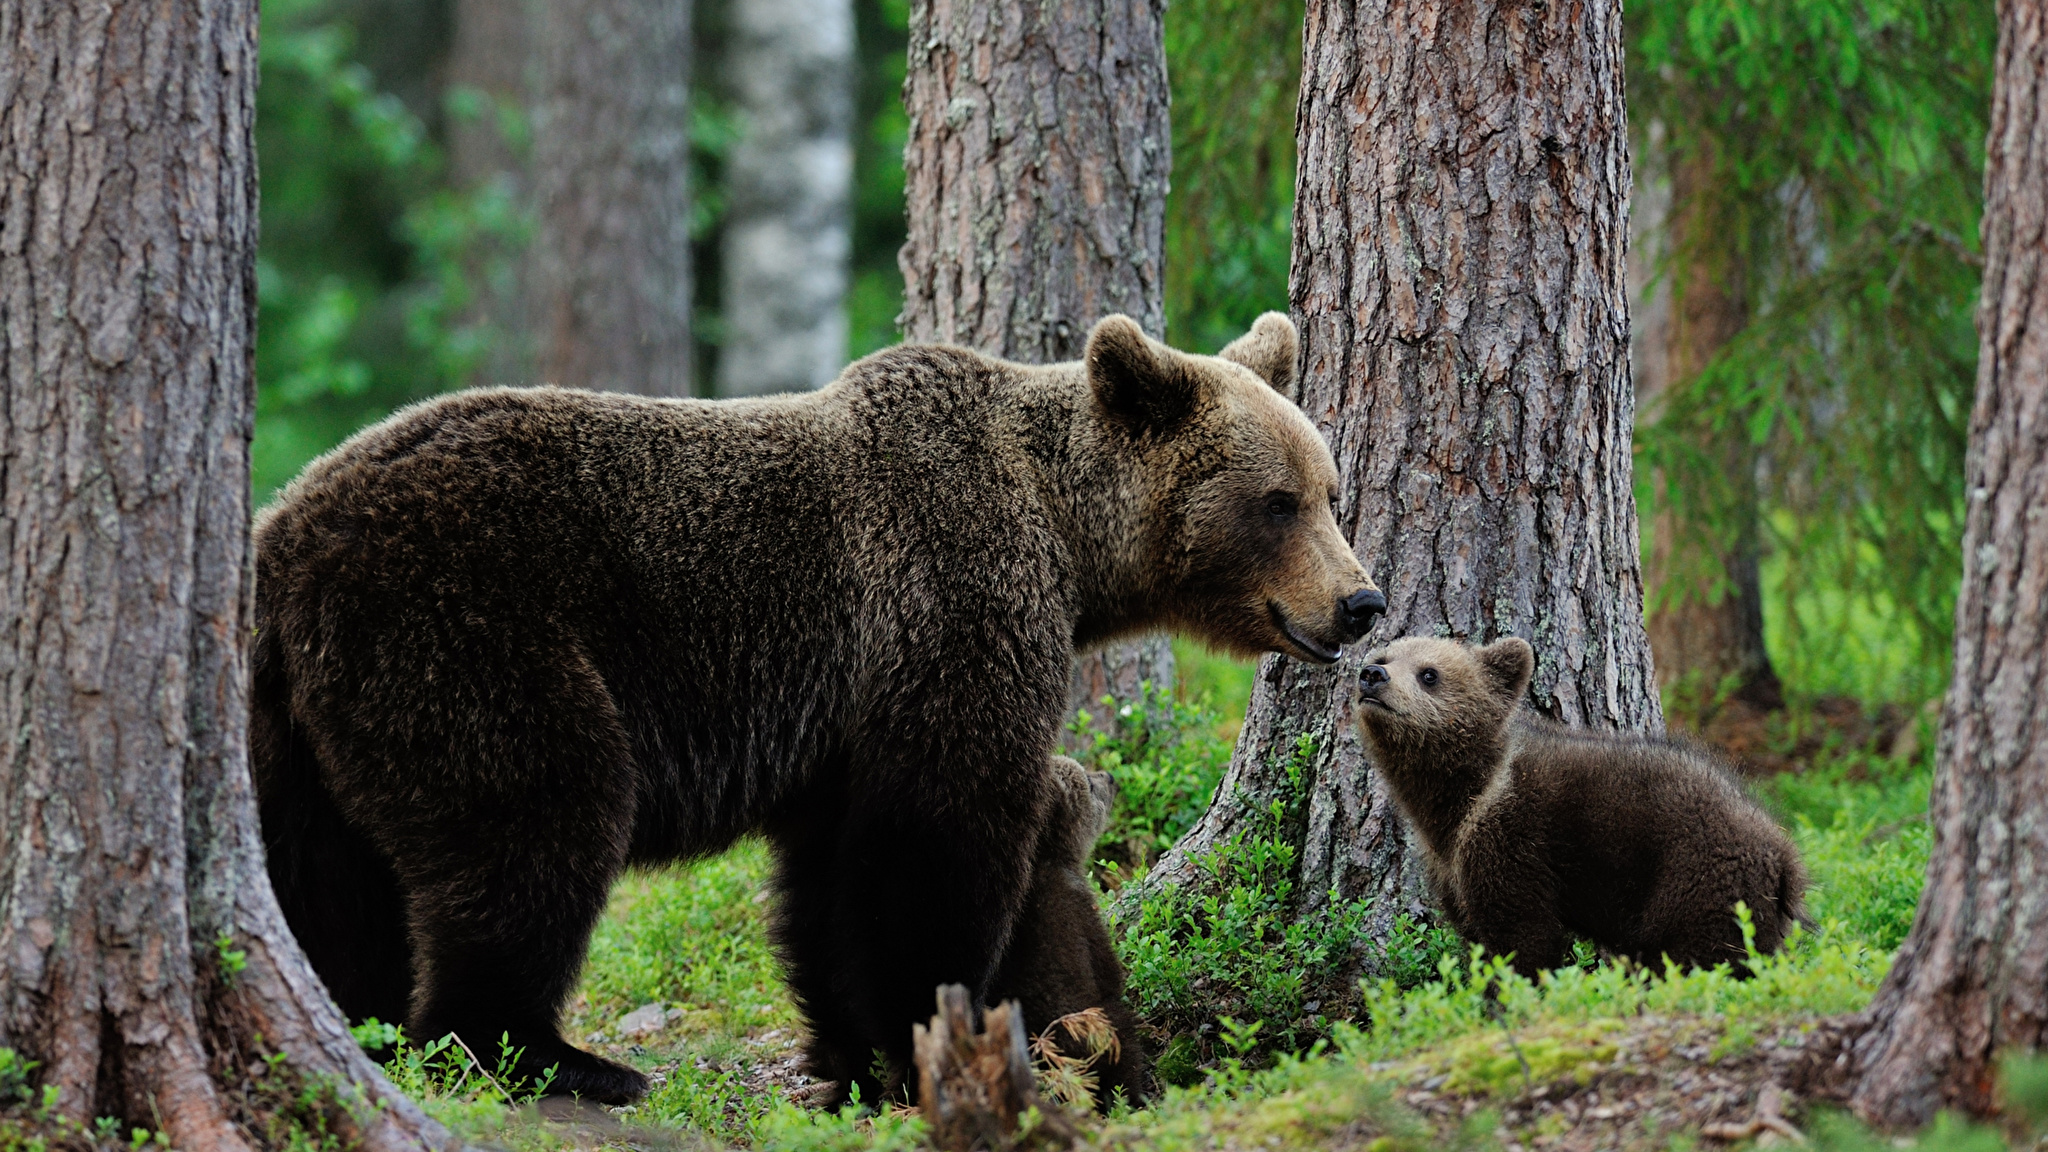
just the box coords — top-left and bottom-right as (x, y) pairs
(715, 0), (855, 397)
(1847, 1), (2048, 1124)
(1134, 0), (1660, 962)
(528, 0), (693, 396)
(444, 0), (537, 388)
(897, 0), (1175, 736)
(1642, 149), (1782, 718)
(0, 3), (447, 1146)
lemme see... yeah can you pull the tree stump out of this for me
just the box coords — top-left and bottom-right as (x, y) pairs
(914, 986), (1077, 1151)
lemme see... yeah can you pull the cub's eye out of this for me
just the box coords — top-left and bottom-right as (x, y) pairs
(1264, 491), (1300, 520)
(1419, 668), (1440, 688)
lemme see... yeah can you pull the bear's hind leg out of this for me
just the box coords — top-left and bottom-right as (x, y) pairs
(403, 837), (647, 1104)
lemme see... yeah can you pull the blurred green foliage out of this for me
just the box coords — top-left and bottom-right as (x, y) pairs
(847, 0), (911, 359)
(1162, 0), (1303, 354)
(255, 0), (523, 501)
(1630, 0), (1995, 704)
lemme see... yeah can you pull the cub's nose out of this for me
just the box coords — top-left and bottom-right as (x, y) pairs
(1338, 587), (1387, 640)
(1360, 664), (1390, 688)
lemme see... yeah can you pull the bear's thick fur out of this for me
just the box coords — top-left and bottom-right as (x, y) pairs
(254, 314), (1382, 1104)
(1353, 637), (1807, 978)
(988, 757), (1148, 1108)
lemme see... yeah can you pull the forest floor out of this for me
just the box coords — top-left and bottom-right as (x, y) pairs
(379, 656), (2045, 1152)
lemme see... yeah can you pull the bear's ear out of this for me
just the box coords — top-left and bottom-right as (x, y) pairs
(1477, 637), (1535, 703)
(1217, 311), (1299, 403)
(1087, 315), (1200, 434)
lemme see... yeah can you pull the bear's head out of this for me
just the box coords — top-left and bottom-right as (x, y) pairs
(1083, 313), (1383, 663)
(1352, 636), (1534, 756)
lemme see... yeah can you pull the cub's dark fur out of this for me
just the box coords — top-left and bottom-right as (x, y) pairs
(990, 758), (1149, 1108)
(1353, 637), (1807, 978)
(254, 313), (1382, 1104)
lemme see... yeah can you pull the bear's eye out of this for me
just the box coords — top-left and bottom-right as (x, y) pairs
(1264, 491), (1299, 520)
(1419, 668), (1440, 687)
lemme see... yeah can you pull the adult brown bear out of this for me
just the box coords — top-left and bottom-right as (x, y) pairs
(253, 313), (1383, 1104)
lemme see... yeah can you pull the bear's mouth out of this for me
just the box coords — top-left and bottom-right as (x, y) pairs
(1356, 694), (1397, 714)
(1269, 603), (1341, 664)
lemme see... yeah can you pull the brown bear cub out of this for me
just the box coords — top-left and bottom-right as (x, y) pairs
(989, 757), (1149, 1108)
(1353, 637), (1807, 978)
(254, 312), (1385, 1106)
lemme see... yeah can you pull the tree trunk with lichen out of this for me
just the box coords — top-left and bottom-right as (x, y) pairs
(1847, 0), (2048, 1125)
(897, 0), (1175, 740)
(1641, 148), (1783, 722)
(1130, 0), (1661, 987)
(716, 0), (855, 397)
(0, 3), (448, 1146)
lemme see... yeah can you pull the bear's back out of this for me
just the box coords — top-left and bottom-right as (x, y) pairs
(252, 348), (1091, 843)
(1499, 718), (1791, 944)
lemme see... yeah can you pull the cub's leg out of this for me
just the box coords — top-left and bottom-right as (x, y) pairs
(1454, 821), (1568, 979)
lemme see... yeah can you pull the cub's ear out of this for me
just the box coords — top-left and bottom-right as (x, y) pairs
(1217, 311), (1299, 402)
(1477, 637), (1535, 703)
(1088, 315), (1200, 434)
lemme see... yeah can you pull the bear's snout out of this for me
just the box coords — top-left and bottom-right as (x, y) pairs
(1360, 664), (1390, 687)
(1338, 587), (1387, 641)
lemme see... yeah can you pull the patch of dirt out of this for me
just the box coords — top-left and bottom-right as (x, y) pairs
(1392, 1015), (1833, 1152)
(1683, 697), (1928, 778)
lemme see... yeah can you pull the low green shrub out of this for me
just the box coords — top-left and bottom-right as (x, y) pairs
(1071, 684), (1236, 877)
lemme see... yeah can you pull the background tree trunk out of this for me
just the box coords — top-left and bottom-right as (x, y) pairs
(1848, 0), (2048, 1125)
(1641, 149), (1783, 720)
(715, 0), (855, 397)
(444, 0), (538, 388)
(1135, 0), (1660, 964)
(897, 0), (1176, 739)
(528, 0), (693, 396)
(0, 2), (447, 1147)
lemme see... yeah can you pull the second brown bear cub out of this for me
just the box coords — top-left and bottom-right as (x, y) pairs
(1354, 637), (1807, 978)
(990, 757), (1148, 1107)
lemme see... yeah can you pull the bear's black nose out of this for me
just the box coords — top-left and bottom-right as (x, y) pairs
(1338, 588), (1387, 639)
(1361, 664), (1390, 687)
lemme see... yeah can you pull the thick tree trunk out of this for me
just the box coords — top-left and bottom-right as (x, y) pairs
(898, 0), (1175, 735)
(528, 0), (693, 396)
(443, 0), (537, 388)
(1136, 0), (1660, 963)
(0, 2), (447, 1147)
(715, 0), (855, 397)
(1642, 150), (1783, 718)
(1848, 1), (2048, 1125)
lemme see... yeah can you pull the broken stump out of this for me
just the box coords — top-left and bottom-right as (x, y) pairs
(914, 985), (1079, 1150)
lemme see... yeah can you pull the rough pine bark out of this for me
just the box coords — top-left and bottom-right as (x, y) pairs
(898, 0), (1176, 736)
(0, 1), (448, 1146)
(716, 0), (856, 397)
(1848, 0), (2048, 1125)
(528, 0), (693, 396)
(1642, 150), (1782, 718)
(1136, 0), (1660, 961)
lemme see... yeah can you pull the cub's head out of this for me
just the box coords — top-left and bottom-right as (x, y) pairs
(1041, 756), (1116, 873)
(1085, 313), (1384, 664)
(1353, 636), (1534, 750)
